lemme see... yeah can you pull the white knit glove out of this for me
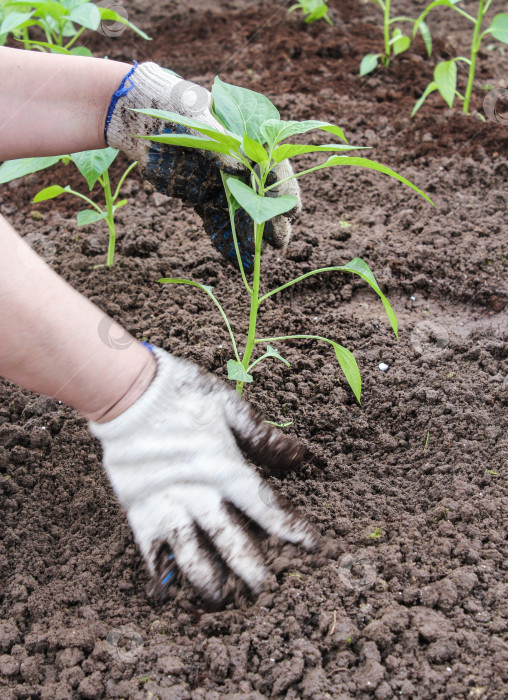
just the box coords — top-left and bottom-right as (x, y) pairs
(106, 61), (241, 173)
(105, 62), (301, 263)
(88, 347), (318, 605)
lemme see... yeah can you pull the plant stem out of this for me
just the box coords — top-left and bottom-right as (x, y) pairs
(384, 0), (391, 60)
(113, 161), (138, 202)
(102, 169), (116, 267)
(236, 220), (263, 395)
(463, 0), (484, 114)
(64, 26), (85, 51)
(22, 27), (30, 50)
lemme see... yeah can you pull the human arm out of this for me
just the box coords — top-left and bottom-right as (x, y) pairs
(0, 214), (317, 603)
(0, 49), (301, 271)
(0, 46), (130, 159)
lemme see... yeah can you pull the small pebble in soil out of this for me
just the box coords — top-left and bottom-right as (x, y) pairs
(378, 363), (389, 371)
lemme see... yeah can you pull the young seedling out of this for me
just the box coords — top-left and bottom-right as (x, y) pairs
(412, 1), (508, 115)
(288, 0), (333, 26)
(0, 148), (137, 267)
(0, 0), (149, 55)
(360, 0), (432, 76)
(135, 78), (434, 403)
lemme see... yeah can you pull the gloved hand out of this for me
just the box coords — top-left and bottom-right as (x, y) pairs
(88, 346), (318, 605)
(105, 62), (301, 273)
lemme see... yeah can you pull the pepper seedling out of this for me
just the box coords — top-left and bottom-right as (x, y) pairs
(288, 0), (333, 26)
(412, 1), (508, 115)
(0, 0), (149, 55)
(0, 148), (137, 267)
(360, 0), (432, 76)
(135, 78), (434, 403)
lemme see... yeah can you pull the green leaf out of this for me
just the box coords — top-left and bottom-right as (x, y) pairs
(265, 345), (290, 367)
(255, 333), (361, 401)
(70, 147), (118, 190)
(0, 155), (63, 184)
(130, 108), (241, 149)
(307, 5), (330, 23)
(18, 39), (73, 53)
(158, 278), (213, 294)
(77, 209), (107, 226)
(0, 11), (34, 34)
(418, 20), (432, 57)
(212, 76), (280, 141)
(140, 133), (233, 155)
(227, 360), (253, 383)
(69, 2), (100, 30)
(392, 33), (410, 56)
(260, 119), (346, 149)
(341, 258), (398, 338)
(318, 156), (435, 206)
(227, 178), (298, 224)
(331, 342), (362, 403)
(69, 45), (93, 56)
(272, 143), (364, 163)
(38, 2), (67, 20)
(33, 185), (68, 202)
(98, 7), (151, 40)
(413, 0), (466, 36)
(486, 14), (508, 44)
(411, 81), (438, 117)
(242, 133), (269, 163)
(360, 53), (380, 76)
(434, 60), (457, 108)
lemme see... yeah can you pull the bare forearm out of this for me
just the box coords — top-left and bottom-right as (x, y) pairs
(0, 214), (155, 421)
(0, 47), (130, 159)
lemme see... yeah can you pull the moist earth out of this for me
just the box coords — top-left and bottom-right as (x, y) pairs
(1, 1), (507, 698)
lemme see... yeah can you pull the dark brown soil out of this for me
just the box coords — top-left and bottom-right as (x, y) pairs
(1, 1), (507, 698)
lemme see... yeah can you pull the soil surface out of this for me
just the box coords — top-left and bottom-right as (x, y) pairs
(1, 1), (507, 698)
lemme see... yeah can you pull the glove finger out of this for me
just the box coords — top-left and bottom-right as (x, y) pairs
(198, 196), (255, 274)
(129, 496), (224, 604)
(144, 126), (223, 208)
(263, 160), (302, 250)
(192, 497), (268, 594)
(222, 394), (305, 475)
(225, 467), (319, 552)
(148, 544), (178, 602)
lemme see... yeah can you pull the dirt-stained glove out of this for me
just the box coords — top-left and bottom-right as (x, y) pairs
(88, 346), (318, 605)
(105, 61), (301, 273)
